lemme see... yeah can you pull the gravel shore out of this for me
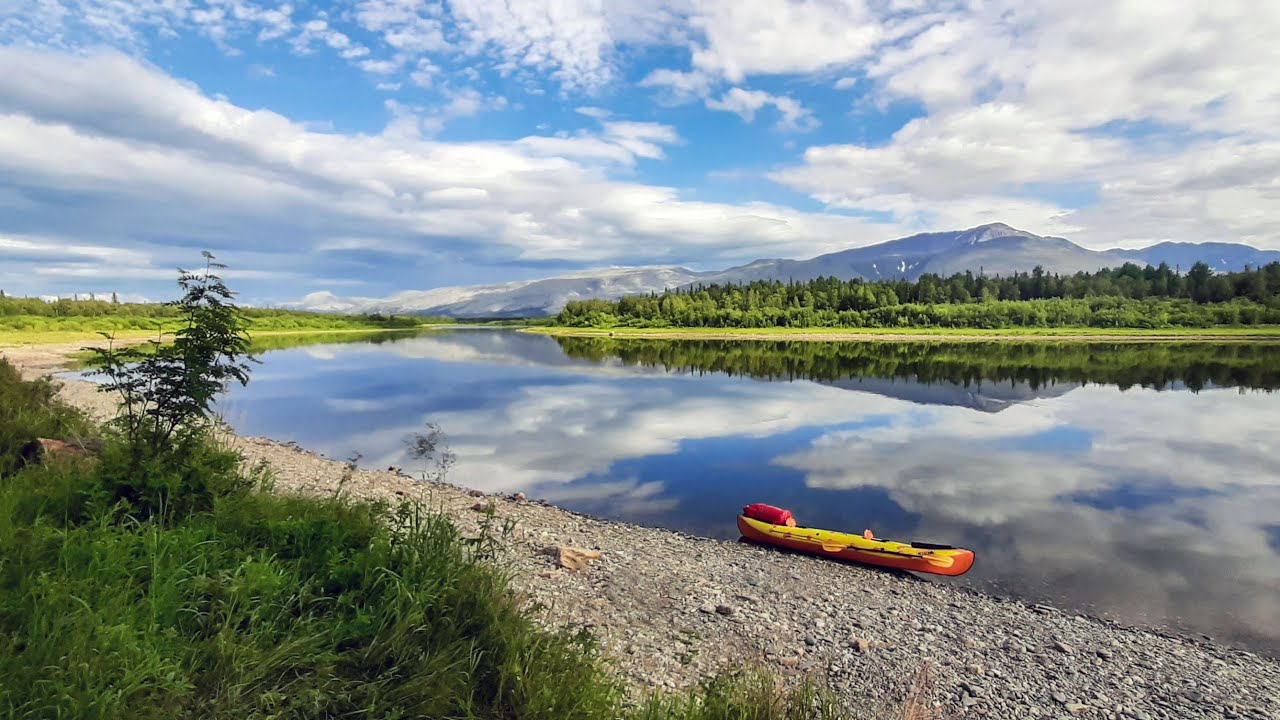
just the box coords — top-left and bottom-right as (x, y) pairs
(5, 343), (1279, 719)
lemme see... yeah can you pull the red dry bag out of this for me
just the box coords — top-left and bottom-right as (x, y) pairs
(742, 503), (796, 527)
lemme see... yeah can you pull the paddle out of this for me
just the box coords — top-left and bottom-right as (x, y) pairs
(816, 541), (956, 567)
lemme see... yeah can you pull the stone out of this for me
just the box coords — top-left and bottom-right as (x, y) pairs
(513, 492), (526, 501)
(1054, 641), (1075, 654)
(1065, 703), (1090, 715)
(967, 664), (985, 676)
(962, 637), (979, 649)
(470, 501), (495, 513)
(849, 637), (871, 653)
(554, 546), (602, 571)
(467, 489), (486, 497)
(803, 635), (817, 647)
(20, 437), (101, 465)
(1053, 692), (1068, 704)
(715, 604), (735, 616)
(699, 604), (716, 614)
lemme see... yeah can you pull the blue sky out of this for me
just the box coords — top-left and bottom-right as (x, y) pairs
(1, 1), (1278, 303)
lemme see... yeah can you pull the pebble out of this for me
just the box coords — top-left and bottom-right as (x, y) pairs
(1055, 641), (1075, 654)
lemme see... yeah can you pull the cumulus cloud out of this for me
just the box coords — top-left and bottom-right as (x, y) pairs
(706, 87), (819, 132)
(768, 0), (1280, 247)
(4, 0), (1279, 297)
(0, 46), (886, 299)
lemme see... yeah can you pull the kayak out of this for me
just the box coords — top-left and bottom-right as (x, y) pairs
(736, 506), (975, 577)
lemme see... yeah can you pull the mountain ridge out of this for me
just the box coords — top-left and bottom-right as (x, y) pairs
(285, 224), (1280, 317)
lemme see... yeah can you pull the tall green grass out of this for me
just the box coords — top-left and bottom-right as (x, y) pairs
(0, 359), (859, 720)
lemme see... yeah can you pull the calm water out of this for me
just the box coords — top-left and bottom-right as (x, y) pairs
(215, 329), (1280, 654)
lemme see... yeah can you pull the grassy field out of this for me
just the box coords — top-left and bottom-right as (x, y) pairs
(527, 324), (1280, 342)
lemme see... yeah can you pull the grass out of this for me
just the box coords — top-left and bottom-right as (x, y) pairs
(0, 325), (435, 349)
(527, 324), (1280, 341)
(0, 357), (874, 719)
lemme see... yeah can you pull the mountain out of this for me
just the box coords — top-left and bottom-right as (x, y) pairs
(287, 223), (1277, 317)
(1124, 242), (1280, 273)
(699, 223), (1143, 285)
(285, 267), (707, 318)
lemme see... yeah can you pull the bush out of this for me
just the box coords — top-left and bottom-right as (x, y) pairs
(0, 359), (90, 478)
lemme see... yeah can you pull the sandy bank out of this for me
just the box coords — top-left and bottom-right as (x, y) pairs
(4, 342), (1278, 720)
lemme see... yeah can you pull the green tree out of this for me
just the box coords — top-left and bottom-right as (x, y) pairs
(87, 252), (253, 459)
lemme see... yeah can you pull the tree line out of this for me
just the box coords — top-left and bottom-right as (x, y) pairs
(557, 262), (1280, 329)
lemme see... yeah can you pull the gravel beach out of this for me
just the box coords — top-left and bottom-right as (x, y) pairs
(5, 342), (1279, 720)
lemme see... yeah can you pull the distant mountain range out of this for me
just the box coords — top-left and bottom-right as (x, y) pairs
(286, 223), (1280, 317)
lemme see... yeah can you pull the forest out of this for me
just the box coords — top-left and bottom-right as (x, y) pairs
(557, 262), (1280, 329)
(555, 336), (1280, 392)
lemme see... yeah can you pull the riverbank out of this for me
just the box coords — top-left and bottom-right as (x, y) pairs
(4, 342), (1279, 720)
(527, 325), (1280, 342)
(0, 325), (434, 350)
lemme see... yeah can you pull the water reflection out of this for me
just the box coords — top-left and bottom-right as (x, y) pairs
(215, 330), (1280, 654)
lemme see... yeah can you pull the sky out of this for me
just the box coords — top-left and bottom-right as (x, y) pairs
(1, 0), (1278, 304)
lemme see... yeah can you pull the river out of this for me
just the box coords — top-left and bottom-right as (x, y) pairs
(216, 328), (1280, 654)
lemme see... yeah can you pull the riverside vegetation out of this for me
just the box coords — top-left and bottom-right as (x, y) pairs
(0, 257), (859, 719)
(553, 336), (1280, 391)
(0, 290), (441, 346)
(557, 262), (1280, 330)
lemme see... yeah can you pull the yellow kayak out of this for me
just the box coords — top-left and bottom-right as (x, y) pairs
(737, 512), (975, 576)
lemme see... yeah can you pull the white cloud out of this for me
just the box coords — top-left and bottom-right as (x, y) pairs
(575, 106), (611, 120)
(638, 67), (713, 103)
(358, 58), (399, 75)
(706, 87), (819, 132)
(686, 0), (882, 82)
(446, 0), (616, 89)
(354, 0), (449, 55)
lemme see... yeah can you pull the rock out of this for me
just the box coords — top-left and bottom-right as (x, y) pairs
(699, 604), (716, 614)
(962, 637), (979, 649)
(1065, 703), (1090, 714)
(967, 664), (985, 676)
(552, 546), (601, 571)
(20, 437), (101, 465)
(513, 492), (526, 501)
(963, 695), (981, 707)
(470, 501), (495, 513)
(1053, 692), (1068, 704)
(849, 637), (871, 653)
(714, 604), (735, 616)
(1054, 641), (1075, 654)
(1096, 649), (1113, 659)
(803, 635), (817, 647)
(467, 489), (486, 497)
